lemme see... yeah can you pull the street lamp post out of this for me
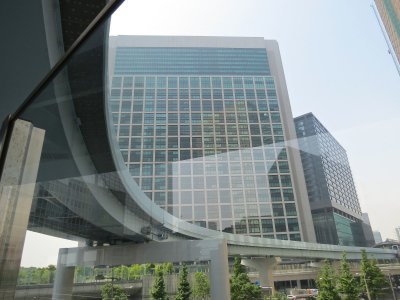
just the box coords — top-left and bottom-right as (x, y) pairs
(111, 266), (114, 299)
(357, 272), (371, 300)
(388, 273), (397, 300)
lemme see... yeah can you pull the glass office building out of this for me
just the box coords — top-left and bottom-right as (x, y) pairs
(108, 36), (315, 242)
(374, 0), (400, 74)
(294, 113), (368, 246)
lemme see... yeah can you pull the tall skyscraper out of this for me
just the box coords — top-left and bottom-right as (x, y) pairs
(374, 0), (400, 74)
(108, 36), (316, 242)
(373, 230), (383, 244)
(294, 113), (368, 246)
(396, 226), (400, 241)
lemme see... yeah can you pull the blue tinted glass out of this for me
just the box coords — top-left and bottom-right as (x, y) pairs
(115, 48), (270, 75)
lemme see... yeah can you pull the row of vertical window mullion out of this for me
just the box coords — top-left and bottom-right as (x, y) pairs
(111, 75), (300, 240)
(111, 75), (275, 90)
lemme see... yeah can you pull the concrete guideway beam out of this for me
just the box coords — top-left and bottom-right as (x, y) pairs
(53, 239), (230, 300)
(227, 240), (398, 260)
(0, 119), (45, 298)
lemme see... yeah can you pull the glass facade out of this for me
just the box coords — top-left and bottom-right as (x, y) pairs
(109, 41), (302, 241)
(114, 47), (271, 75)
(312, 209), (364, 246)
(375, 0), (400, 70)
(294, 113), (365, 246)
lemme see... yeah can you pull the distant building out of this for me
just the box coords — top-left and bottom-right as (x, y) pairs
(294, 113), (369, 246)
(359, 213), (375, 247)
(359, 213), (375, 246)
(373, 230), (383, 244)
(362, 213), (371, 225)
(374, 0), (400, 74)
(396, 226), (400, 241)
(373, 239), (400, 251)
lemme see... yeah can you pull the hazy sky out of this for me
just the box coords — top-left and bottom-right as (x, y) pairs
(22, 0), (400, 267)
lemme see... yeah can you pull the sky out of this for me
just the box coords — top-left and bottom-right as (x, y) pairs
(22, 0), (400, 267)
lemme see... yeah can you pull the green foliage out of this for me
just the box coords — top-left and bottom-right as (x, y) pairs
(233, 256), (244, 277)
(360, 250), (388, 299)
(101, 282), (128, 300)
(230, 256), (262, 300)
(317, 260), (340, 300)
(129, 264), (144, 279)
(155, 264), (164, 274)
(18, 265), (56, 285)
(145, 263), (156, 275)
(151, 270), (169, 300)
(48, 264), (56, 271)
(113, 265), (129, 281)
(75, 266), (96, 283)
(192, 272), (210, 300)
(272, 292), (287, 300)
(175, 264), (191, 300)
(338, 253), (360, 300)
(163, 262), (174, 274)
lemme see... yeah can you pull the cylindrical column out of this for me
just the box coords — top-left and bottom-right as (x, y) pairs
(52, 249), (76, 300)
(52, 265), (75, 300)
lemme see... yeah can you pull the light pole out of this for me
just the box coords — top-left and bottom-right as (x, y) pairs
(356, 272), (371, 300)
(111, 266), (114, 299)
(388, 273), (397, 300)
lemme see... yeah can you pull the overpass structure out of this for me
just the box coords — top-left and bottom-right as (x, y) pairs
(0, 0), (398, 299)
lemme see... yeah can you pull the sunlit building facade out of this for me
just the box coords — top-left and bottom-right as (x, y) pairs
(374, 0), (400, 74)
(294, 113), (369, 246)
(108, 36), (316, 242)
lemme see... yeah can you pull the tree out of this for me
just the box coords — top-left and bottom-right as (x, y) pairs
(101, 282), (128, 300)
(145, 263), (156, 275)
(163, 262), (174, 274)
(151, 270), (169, 300)
(47, 265), (56, 283)
(317, 260), (340, 300)
(114, 265), (129, 281)
(39, 268), (50, 284)
(338, 253), (360, 300)
(129, 264), (143, 280)
(273, 292), (287, 300)
(175, 264), (191, 300)
(360, 250), (388, 300)
(230, 256), (262, 300)
(192, 272), (210, 300)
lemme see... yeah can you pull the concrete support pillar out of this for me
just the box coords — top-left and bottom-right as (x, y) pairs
(209, 239), (230, 300)
(242, 257), (280, 290)
(0, 119), (45, 298)
(52, 239), (230, 300)
(53, 248), (75, 300)
(296, 279), (302, 289)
